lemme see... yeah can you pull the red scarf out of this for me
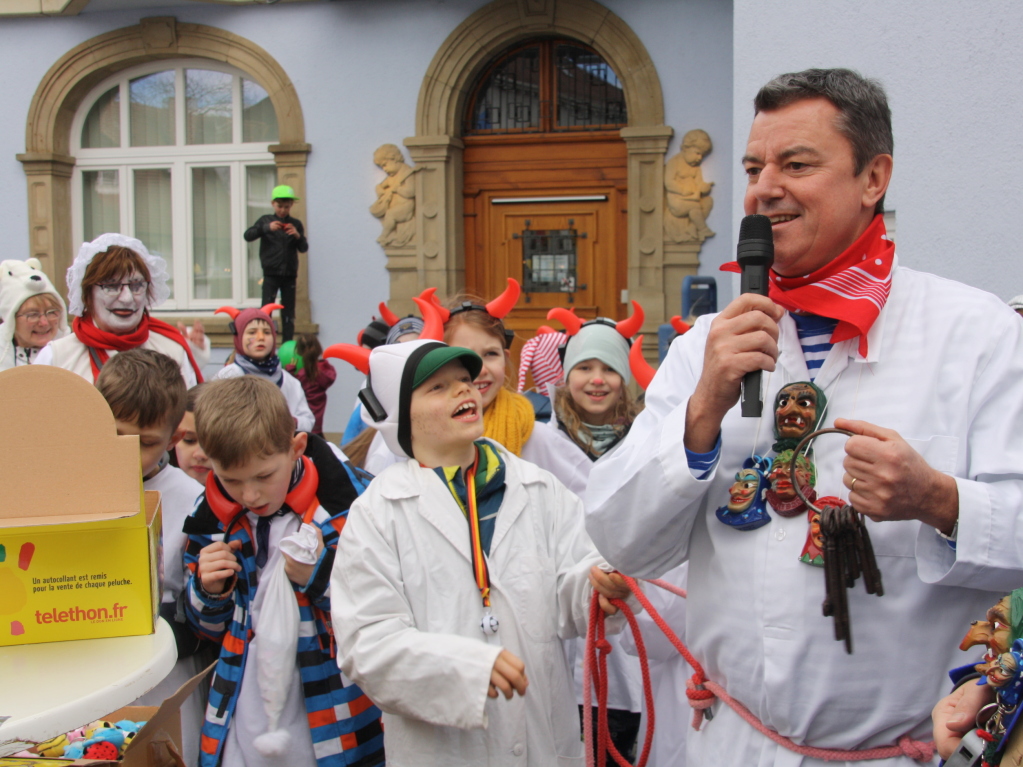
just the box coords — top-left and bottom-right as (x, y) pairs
(721, 214), (895, 357)
(72, 313), (205, 383)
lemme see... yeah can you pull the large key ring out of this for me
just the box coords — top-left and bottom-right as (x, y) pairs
(790, 427), (855, 514)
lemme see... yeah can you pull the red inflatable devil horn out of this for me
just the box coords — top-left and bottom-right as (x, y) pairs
(215, 306), (240, 320)
(378, 302), (400, 327)
(261, 303), (285, 316)
(418, 287), (450, 323)
(323, 343), (372, 375)
(535, 325), (557, 335)
(629, 335), (656, 390)
(670, 316), (691, 335)
(616, 301), (645, 340)
(413, 297), (445, 342)
(485, 278), (520, 319)
(547, 307), (583, 336)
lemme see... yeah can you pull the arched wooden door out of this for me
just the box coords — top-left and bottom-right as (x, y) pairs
(462, 40), (628, 369)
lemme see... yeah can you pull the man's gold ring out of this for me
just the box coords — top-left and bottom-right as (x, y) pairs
(850, 477), (858, 493)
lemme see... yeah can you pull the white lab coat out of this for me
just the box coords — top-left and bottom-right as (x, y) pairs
(331, 439), (616, 767)
(621, 564), (689, 767)
(213, 362), (315, 433)
(521, 407), (644, 713)
(586, 264), (1023, 766)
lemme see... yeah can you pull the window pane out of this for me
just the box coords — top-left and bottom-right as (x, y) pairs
(468, 46), (540, 132)
(555, 45), (627, 129)
(82, 170), (120, 243)
(130, 71), (176, 147)
(192, 167), (232, 300)
(246, 166), (276, 300)
(186, 69), (233, 145)
(82, 86), (120, 148)
(134, 169), (173, 298)
(242, 79), (278, 143)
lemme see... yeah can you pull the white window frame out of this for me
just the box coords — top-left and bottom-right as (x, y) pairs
(71, 59), (277, 313)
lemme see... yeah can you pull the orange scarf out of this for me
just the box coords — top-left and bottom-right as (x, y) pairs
(483, 387), (535, 456)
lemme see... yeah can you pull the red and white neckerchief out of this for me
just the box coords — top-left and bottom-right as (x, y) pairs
(722, 214), (895, 357)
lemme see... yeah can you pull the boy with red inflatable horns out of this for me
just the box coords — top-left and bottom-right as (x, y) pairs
(213, 303), (314, 432)
(182, 375), (383, 767)
(324, 308), (633, 767)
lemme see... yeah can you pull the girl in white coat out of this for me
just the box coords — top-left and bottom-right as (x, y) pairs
(212, 303), (314, 432)
(325, 327), (632, 767)
(520, 302), (646, 762)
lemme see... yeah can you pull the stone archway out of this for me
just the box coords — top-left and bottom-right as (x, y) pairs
(17, 17), (314, 332)
(394, 0), (676, 338)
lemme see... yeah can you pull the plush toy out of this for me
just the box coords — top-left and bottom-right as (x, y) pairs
(33, 732), (70, 757)
(83, 740), (121, 760)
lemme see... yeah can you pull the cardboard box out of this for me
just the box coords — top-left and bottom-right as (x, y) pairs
(0, 664), (214, 767)
(0, 366), (160, 647)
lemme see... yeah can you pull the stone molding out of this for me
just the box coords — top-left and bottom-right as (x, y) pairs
(18, 17), (311, 333)
(400, 0), (695, 346)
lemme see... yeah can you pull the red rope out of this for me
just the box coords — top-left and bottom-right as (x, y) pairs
(583, 576), (935, 764)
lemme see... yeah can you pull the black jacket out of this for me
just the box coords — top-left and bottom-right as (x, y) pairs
(244, 214), (308, 277)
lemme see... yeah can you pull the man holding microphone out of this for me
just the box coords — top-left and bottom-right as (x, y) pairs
(586, 68), (1023, 764)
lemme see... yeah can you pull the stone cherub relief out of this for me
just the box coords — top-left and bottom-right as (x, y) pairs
(664, 128), (715, 245)
(370, 143), (417, 248)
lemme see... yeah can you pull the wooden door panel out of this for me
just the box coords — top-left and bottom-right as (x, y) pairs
(462, 133), (627, 368)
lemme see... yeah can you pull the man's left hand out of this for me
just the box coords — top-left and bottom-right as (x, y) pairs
(284, 526), (324, 587)
(589, 566), (633, 616)
(835, 418), (958, 533)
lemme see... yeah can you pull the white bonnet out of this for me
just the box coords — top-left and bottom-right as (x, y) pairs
(65, 233), (170, 317)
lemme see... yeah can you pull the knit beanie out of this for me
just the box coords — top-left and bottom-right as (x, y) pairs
(1009, 295), (1023, 311)
(0, 258), (69, 354)
(517, 329), (566, 392)
(216, 304), (283, 355)
(385, 316), (425, 345)
(563, 324), (631, 384)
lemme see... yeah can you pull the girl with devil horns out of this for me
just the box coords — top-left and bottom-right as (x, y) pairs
(520, 301), (651, 762)
(212, 303), (315, 432)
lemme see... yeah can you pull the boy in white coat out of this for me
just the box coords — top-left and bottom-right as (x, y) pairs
(328, 337), (631, 766)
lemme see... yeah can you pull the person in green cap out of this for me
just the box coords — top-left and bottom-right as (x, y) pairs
(244, 184), (307, 342)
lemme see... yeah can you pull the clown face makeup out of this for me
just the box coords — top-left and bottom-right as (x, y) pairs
(91, 271), (147, 334)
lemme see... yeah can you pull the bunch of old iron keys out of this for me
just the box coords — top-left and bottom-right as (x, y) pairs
(792, 428), (884, 654)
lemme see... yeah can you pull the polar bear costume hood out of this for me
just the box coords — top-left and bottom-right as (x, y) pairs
(0, 258), (69, 371)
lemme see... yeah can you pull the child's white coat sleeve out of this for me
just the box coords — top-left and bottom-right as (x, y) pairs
(550, 479), (625, 641)
(330, 494), (501, 731)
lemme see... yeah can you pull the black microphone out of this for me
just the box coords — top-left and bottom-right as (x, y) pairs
(737, 214), (774, 418)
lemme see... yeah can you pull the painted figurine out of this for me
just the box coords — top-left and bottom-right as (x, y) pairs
(798, 505), (826, 567)
(716, 455), (773, 531)
(767, 448), (817, 517)
(772, 381), (828, 452)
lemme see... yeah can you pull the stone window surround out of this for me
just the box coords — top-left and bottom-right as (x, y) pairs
(18, 16), (316, 343)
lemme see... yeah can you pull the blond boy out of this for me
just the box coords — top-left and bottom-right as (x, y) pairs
(182, 376), (383, 767)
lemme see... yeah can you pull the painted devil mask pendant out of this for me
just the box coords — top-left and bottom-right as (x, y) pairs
(715, 455), (773, 531)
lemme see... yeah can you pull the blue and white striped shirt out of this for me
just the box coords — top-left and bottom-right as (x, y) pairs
(790, 313), (837, 380)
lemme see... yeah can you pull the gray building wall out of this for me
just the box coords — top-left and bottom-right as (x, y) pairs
(733, 0), (1023, 306)
(0, 0), (730, 431)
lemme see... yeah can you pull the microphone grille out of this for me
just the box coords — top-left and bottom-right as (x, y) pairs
(739, 214), (773, 242)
